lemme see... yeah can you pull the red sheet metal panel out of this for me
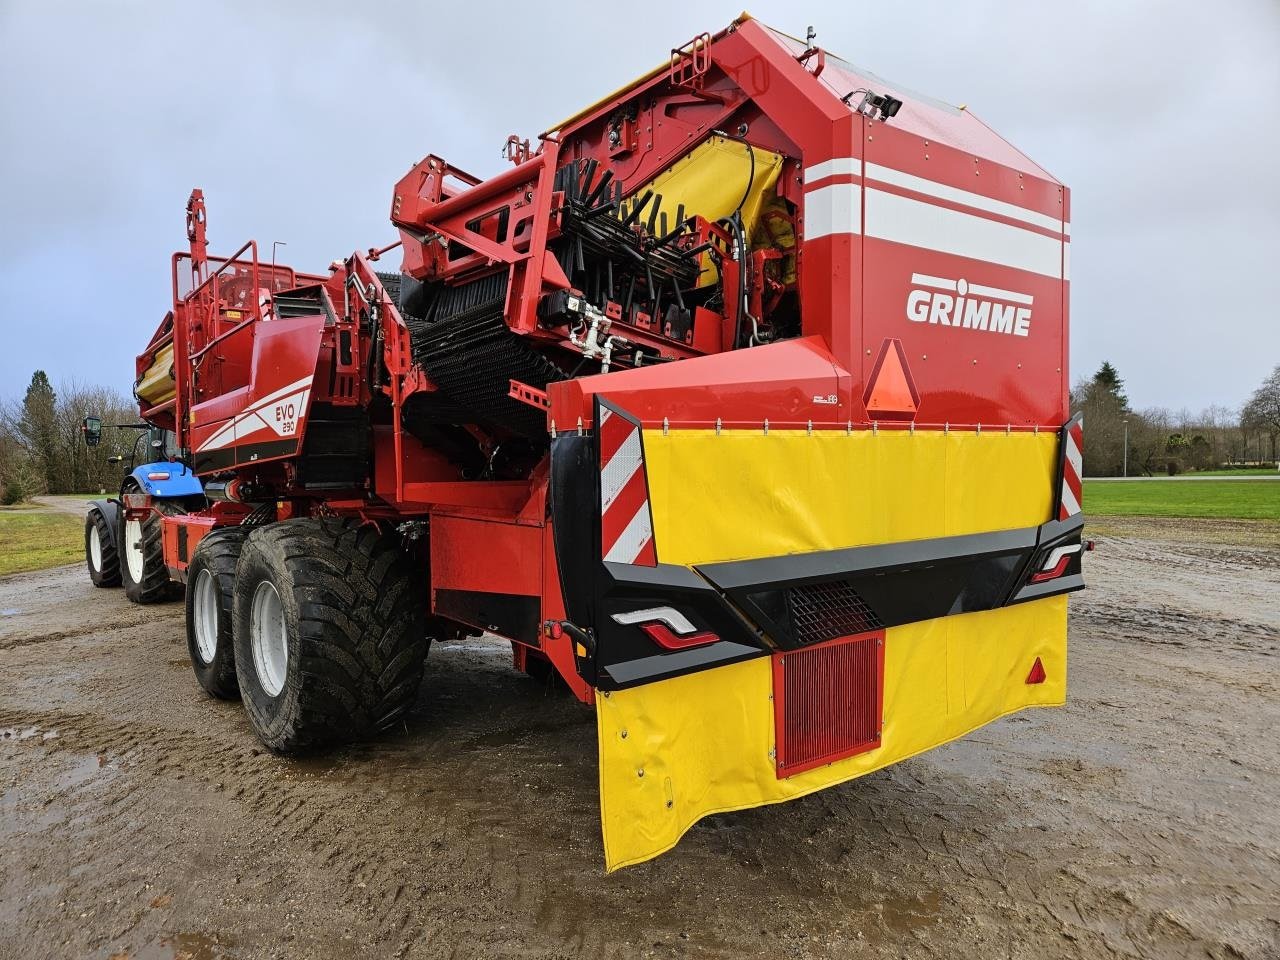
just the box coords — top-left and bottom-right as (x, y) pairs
(773, 631), (885, 777)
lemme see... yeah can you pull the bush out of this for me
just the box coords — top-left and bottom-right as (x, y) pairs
(1, 474), (30, 505)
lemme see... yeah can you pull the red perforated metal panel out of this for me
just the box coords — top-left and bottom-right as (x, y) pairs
(773, 631), (884, 777)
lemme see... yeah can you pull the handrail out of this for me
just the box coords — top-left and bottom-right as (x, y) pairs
(188, 313), (256, 363)
(185, 238), (263, 364)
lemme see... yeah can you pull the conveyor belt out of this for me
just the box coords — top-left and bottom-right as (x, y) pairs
(403, 272), (565, 439)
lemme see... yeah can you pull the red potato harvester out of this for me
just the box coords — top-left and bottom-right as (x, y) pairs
(97, 15), (1085, 870)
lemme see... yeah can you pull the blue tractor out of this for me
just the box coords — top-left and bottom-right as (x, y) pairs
(82, 419), (205, 603)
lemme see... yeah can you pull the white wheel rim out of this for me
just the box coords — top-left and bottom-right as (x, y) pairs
(124, 518), (144, 582)
(89, 524), (102, 572)
(250, 580), (288, 697)
(192, 568), (219, 664)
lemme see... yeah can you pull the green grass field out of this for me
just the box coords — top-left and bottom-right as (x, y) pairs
(0, 509), (84, 576)
(1084, 479), (1280, 520)
(1185, 468), (1278, 477)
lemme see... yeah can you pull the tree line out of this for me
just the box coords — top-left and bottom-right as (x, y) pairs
(0, 371), (141, 503)
(1072, 362), (1280, 476)
(3, 361), (1277, 500)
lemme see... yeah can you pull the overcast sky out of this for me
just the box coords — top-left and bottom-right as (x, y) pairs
(1, 0), (1276, 414)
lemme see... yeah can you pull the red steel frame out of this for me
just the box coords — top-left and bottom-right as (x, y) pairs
(129, 15), (1070, 708)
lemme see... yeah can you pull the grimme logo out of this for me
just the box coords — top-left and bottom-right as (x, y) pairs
(906, 273), (1033, 337)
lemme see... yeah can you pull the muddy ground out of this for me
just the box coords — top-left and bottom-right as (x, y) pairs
(1, 517), (1277, 960)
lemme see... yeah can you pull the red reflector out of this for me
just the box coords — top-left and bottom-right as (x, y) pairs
(1030, 555), (1071, 583)
(639, 622), (718, 650)
(773, 632), (884, 778)
(147, 472), (171, 481)
(1026, 657), (1046, 685)
(862, 338), (920, 421)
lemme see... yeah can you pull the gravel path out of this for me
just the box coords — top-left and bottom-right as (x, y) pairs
(1, 520), (1277, 959)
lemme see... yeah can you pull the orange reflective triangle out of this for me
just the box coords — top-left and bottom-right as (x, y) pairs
(864, 339), (919, 419)
(1025, 656), (1046, 685)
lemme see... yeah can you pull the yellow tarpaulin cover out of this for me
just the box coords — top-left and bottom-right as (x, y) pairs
(628, 136), (783, 285)
(596, 428), (1068, 870)
(134, 342), (175, 406)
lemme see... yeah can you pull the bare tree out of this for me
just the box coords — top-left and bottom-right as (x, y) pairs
(1, 375), (139, 497)
(1241, 365), (1280, 465)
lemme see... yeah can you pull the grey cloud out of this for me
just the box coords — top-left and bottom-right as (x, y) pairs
(1, 0), (1276, 411)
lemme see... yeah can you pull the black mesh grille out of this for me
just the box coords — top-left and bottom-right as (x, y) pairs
(787, 580), (884, 646)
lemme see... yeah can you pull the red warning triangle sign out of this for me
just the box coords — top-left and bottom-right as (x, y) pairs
(863, 338), (920, 420)
(1025, 657), (1046, 685)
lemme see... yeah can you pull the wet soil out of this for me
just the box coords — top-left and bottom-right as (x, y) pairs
(1, 518), (1277, 959)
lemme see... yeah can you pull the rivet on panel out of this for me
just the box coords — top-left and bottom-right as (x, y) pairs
(620, 729), (628, 739)
(637, 768), (645, 778)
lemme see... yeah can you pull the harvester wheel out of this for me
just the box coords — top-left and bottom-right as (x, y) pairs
(184, 526), (250, 700)
(120, 499), (182, 604)
(85, 506), (121, 588)
(232, 518), (429, 753)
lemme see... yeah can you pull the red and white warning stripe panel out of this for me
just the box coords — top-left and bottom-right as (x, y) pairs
(801, 157), (1070, 280)
(1059, 416), (1084, 521)
(598, 403), (657, 566)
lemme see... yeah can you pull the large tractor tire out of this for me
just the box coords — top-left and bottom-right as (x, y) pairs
(232, 518), (429, 753)
(85, 505), (121, 588)
(120, 499), (182, 604)
(185, 525), (250, 700)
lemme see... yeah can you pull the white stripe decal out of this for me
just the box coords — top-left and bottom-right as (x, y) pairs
(242, 376), (314, 417)
(911, 275), (1034, 306)
(865, 162), (1065, 236)
(866, 188), (1063, 279)
(1041, 543), (1082, 570)
(600, 428), (642, 513)
(604, 502), (652, 564)
(909, 273), (958, 292)
(612, 607), (697, 634)
(967, 281), (1034, 305)
(1065, 433), (1083, 479)
(195, 378), (314, 452)
(599, 407), (613, 425)
(234, 411), (271, 445)
(203, 417), (238, 449)
(804, 157), (861, 184)
(805, 183), (862, 240)
(1060, 482), (1081, 517)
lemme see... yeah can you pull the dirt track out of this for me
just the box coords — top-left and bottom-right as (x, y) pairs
(2, 519), (1278, 960)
